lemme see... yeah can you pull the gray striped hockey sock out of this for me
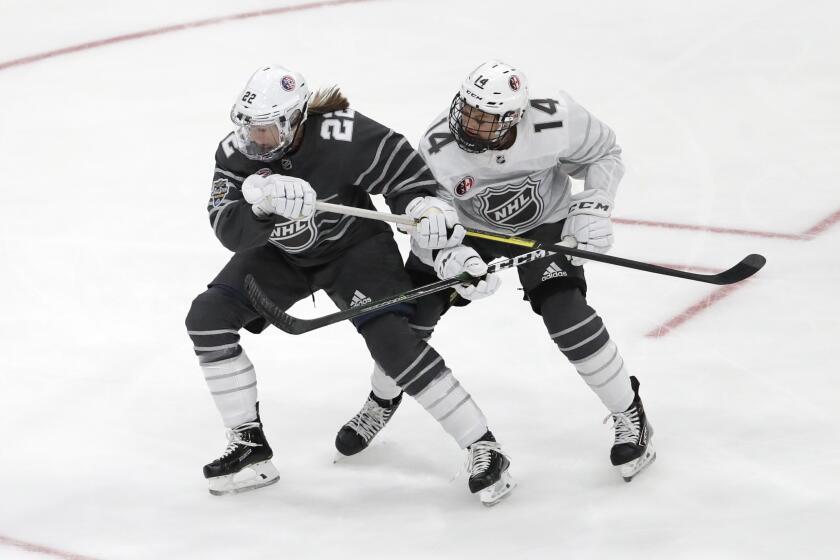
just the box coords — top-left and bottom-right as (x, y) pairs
(413, 369), (488, 448)
(200, 349), (259, 428)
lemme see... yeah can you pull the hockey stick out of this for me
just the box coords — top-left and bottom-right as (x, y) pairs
(245, 247), (558, 335)
(314, 201), (766, 285)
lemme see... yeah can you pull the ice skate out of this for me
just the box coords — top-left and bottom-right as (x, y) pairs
(203, 408), (279, 495)
(605, 376), (656, 482)
(467, 431), (516, 507)
(335, 391), (402, 457)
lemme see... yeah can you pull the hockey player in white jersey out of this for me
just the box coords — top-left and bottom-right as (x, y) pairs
(336, 60), (655, 482)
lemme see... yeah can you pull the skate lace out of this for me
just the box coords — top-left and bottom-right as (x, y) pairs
(347, 399), (388, 442)
(220, 422), (262, 458)
(603, 407), (640, 446)
(466, 441), (503, 476)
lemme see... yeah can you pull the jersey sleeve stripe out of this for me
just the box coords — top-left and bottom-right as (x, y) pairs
(214, 167), (245, 183)
(391, 177), (437, 194)
(377, 151), (420, 194)
(364, 137), (408, 193)
(353, 130), (395, 186)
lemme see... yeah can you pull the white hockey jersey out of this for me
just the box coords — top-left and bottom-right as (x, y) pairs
(418, 92), (624, 236)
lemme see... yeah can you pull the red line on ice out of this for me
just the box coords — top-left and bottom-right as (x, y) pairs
(0, 535), (102, 560)
(645, 283), (747, 338)
(612, 217), (805, 240)
(0, 0), (376, 71)
(801, 207), (840, 238)
(645, 205), (840, 337)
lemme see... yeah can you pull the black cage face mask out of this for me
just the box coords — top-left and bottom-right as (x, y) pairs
(448, 94), (518, 153)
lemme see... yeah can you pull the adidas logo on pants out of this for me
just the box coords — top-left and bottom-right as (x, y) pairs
(351, 290), (372, 307)
(542, 262), (567, 282)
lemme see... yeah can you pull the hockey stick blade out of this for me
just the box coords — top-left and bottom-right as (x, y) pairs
(545, 246), (767, 285)
(245, 274), (310, 335)
(708, 253), (766, 285)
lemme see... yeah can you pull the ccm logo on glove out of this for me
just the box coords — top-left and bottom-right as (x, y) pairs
(569, 200), (611, 213)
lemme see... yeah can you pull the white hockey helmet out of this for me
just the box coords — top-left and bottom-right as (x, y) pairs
(448, 60), (529, 153)
(230, 65), (311, 161)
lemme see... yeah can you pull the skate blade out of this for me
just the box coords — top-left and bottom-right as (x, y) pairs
(479, 471), (516, 507)
(208, 460), (280, 496)
(618, 443), (656, 483)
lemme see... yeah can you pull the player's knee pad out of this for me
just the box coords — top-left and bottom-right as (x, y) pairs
(526, 276), (588, 315)
(358, 313), (448, 396)
(186, 287), (244, 362)
(540, 286), (611, 362)
(408, 307), (440, 340)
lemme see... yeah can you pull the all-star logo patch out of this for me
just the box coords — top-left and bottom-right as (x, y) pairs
(350, 290), (372, 307)
(473, 176), (545, 233)
(454, 175), (475, 197)
(541, 262), (568, 281)
(509, 75), (521, 91)
(256, 167), (272, 177)
(210, 178), (233, 208)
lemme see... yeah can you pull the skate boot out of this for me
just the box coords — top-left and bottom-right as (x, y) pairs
(203, 404), (280, 495)
(466, 430), (516, 507)
(335, 392), (402, 456)
(604, 376), (656, 482)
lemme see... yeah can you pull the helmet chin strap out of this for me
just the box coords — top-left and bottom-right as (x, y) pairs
(286, 121), (306, 155)
(495, 126), (517, 150)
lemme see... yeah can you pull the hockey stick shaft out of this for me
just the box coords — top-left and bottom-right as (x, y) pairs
(245, 246), (560, 335)
(314, 201), (766, 285)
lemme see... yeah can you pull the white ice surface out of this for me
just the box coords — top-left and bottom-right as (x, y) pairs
(1, 1), (839, 559)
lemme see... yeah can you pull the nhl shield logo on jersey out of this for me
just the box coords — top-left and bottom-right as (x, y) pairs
(210, 178), (232, 208)
(474, 176), (545, 233)
(455, 176), (475, 197)
(281, 75), (296, 91)
(268, 214), (318, 253)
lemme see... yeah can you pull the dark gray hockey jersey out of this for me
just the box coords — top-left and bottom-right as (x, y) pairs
(207, 109), (437, 265)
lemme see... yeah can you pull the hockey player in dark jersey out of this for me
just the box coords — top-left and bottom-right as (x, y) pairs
(184, 64), (514, 505)
(338, 60), (655, 482)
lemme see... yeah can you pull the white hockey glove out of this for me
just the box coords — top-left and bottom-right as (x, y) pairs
(434, 245), (501, 301)
(561, 190), (614, 266)
(242, 173), (316, 220)
(404, 196), (466, 250)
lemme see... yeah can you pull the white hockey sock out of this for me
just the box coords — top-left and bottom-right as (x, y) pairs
(370, 362), (403, 401)
(201, 349), (258, 428)
(572, 339), (634, 413)
(413, 369), (488, 448)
